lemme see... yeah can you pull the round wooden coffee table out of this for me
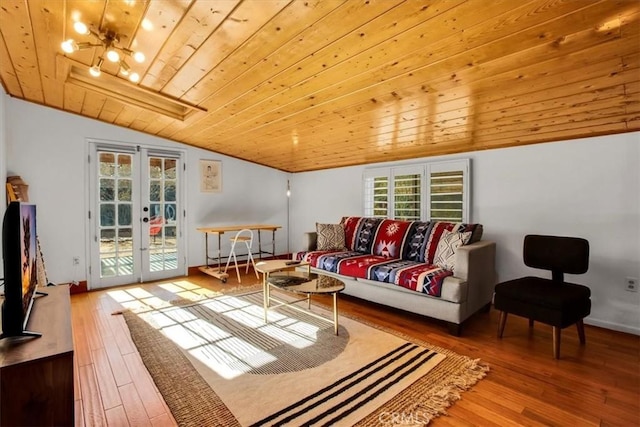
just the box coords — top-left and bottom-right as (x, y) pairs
(265, 270), (345, 335)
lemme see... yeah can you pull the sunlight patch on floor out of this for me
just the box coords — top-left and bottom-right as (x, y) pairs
(201, 295), (320, 349)
(106, 280), (324, 379)
(128, 291), (323, 380)
(162, 280), (216, 301)
(107, 280), (217, 312)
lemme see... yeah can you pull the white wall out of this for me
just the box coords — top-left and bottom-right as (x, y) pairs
(5, 98), (289, 286)
(291, 133), (640, 334)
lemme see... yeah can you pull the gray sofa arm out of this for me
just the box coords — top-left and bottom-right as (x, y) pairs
(454, 240), (495, 281)
(455, 240), (497, 314)
(303, 231), (318, 251)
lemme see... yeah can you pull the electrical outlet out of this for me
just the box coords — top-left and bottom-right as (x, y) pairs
(626, 277), (638, 292)
(73, 256), (80, 265)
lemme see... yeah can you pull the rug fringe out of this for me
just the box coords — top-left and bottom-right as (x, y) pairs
(355, 353), (489, 426)
(423, 359), (489, 413)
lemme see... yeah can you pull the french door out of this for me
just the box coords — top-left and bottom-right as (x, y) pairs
(88, 143), (186, 289)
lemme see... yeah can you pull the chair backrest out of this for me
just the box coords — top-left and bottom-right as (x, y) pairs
(523, 235), (589, 281)
(232, 228), (254, 247)
(149, 216), (164, 236)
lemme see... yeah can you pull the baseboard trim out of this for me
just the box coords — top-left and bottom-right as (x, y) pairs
(188, 265), (203, 276)
(69, 280), (88, 294)
(585, 318), (640, 336)
(190, 254), (291, 276)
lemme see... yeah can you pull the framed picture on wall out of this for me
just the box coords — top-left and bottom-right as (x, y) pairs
(200, 160), (222, 193)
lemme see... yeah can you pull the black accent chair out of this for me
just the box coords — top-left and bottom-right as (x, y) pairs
(494, 235), (591, 359)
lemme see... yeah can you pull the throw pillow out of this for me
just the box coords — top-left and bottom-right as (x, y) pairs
(434, 230), (472, 271)
(316, 223), (346, 251)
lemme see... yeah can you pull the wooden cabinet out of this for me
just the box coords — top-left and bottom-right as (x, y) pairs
(0, 285), (74, 426)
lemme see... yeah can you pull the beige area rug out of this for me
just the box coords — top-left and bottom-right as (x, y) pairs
(121, 290), (488, 426)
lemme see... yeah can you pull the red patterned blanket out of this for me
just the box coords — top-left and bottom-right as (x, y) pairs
(298, 250), (453, 298)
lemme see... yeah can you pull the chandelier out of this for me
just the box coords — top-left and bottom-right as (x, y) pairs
(61, 21), (145, 83)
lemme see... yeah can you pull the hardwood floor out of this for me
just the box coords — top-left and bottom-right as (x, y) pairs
(71, 270), (640, 426)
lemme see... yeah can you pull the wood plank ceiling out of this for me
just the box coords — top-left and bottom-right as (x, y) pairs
(1, 0), (639, 173)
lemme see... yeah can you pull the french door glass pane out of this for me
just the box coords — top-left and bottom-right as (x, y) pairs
(148, 157), (178, 273)
(118, 179), (132, 201)
(118, 205), (132, 226)
(100, 178), (114, 201)
(99, 152), (134, 278)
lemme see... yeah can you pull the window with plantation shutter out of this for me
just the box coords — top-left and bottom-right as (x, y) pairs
(364, 159), (470, 222)
(363, 171), (389, 218)
(363, 165), (424, 220)
(393, 172), (421, 220)
(427, 159), (470, 223)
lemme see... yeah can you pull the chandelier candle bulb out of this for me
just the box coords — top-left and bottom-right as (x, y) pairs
(89, 57), (103, 77)
(106, 49), (120, 62)
(61, 39), (76, 53)
(73, 21), (89, 35)
(133, 51), (145, 63)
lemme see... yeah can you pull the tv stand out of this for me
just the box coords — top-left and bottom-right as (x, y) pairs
(0, 285), (73, 425)
(0, 329), (42, 339)
(0, 290), (49, 339)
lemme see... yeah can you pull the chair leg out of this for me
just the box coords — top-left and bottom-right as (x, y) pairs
(246, 243), (259, 279)
(497, 311), (507, 338)
(250, 252), (259, 279)
(238, 241), (259, 279)
(225, 241), (240, 282)
(576, 319), (586, 344)
(243, 242), (250, 274)
(553, 326), (561, 359)
(224, 245), (234, 274)
(529, 319), (534, 328)
(233, 252), (241, 283)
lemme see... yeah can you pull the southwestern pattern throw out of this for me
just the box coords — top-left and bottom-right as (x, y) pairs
(372, 219), (413, 258)
(298, 217), (481, 298)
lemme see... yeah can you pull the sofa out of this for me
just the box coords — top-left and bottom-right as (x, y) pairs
(294, 216), (497, 335)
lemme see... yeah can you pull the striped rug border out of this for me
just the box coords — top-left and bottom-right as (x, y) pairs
(251, 344), (440, 427)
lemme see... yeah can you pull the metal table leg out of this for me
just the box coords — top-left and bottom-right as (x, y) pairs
(333, 292), (339, 335)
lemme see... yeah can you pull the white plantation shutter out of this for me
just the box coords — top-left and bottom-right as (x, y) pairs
(364, 159), (470, 222)
(363, 169), (390, 218)
(427, 159), (470, 223)
(364, 165), (424, 220)
(393, 165), (423, 220)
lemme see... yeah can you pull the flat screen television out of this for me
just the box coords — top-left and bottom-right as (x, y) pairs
(1, 201), (46, 338)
